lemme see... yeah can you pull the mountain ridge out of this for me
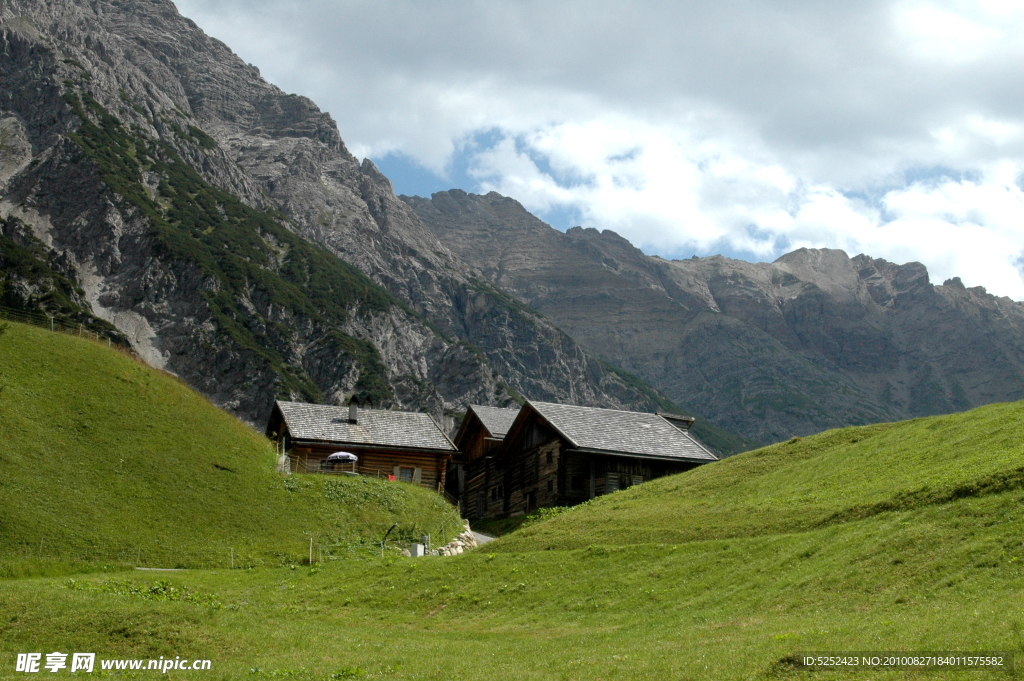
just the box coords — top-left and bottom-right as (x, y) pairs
(405, 189), (1024, 442)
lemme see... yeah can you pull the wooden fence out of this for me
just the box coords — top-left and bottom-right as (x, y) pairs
(0, 304), (124, 344)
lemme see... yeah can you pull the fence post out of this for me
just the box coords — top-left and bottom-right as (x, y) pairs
(230, 548), (234, 570)
(50, 316), (53, 332)
(309, 537), (313, 566)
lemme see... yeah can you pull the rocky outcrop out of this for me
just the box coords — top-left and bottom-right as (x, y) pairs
(0, 1), (691, 434)
(407, 190), (1024, 443)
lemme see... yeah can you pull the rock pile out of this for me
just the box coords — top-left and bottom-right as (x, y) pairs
(435, 521), (478, 556)
(401, 521), (478, 557)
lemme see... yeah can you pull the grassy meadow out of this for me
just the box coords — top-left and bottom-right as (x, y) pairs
(0, 321), (461, 575)
(2, 319), (1024, 679)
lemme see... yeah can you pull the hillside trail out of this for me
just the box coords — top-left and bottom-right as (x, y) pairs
(471, 531), (495, 545)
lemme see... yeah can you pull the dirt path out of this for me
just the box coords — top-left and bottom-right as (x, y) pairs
(472, 531), (495, 545)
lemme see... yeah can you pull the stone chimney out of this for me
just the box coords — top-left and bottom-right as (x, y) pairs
(349, 402), (358, 424)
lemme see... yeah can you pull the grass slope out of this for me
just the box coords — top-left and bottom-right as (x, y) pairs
(0, 321), (460, 572)
(3, 377), (1024, 679)
(496, 401), (1024, 550)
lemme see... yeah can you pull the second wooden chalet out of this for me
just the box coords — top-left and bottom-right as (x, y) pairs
(450, 404), (521, 514)
(461, 401), (718, 519)
(265, 400), (458, 491)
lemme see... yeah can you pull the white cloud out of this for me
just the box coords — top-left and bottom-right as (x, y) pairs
(468, 120), (1024, 297)
(896, 3), (1003, 63)
(894, 0), (1024, 65)
(174, 0), (1024, 298)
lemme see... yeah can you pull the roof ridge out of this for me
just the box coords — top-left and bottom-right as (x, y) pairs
(526, 400), (717, 462)
(273, 400), (456, 452)
(530, 401), (664, 417)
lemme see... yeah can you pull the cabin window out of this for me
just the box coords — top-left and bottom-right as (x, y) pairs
(546, 451), (553, 465)
(400, 468), (414, 483)
(547, 479), (553, 492)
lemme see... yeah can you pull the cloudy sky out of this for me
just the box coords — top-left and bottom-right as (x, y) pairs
(175, 0), (1024, 298)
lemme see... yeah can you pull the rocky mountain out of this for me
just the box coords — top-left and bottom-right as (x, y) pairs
(406, 190), (1024, 443)
(0, 0), (751, 450)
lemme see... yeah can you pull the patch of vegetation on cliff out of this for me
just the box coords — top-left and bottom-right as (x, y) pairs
(0, 216), (120, 337)
(599, 359), (758, 456)
(63, 91), (394, 402)
(321, 331), (393, 406)
(466, 275), (544, 328)
(169, 121), (217, 150)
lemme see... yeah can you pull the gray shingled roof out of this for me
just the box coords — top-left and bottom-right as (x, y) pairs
(529, 401), (717, 462)
(276, 401), (456, 452)
(468, 405), (520, 439)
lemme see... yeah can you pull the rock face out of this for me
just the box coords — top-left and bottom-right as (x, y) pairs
(406, 190), (1024, 443)
(0, 1), (690, 433)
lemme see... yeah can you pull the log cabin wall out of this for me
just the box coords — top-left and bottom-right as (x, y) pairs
(455, 425), (478, 464)
(586, 455), (698, 495)
(463, 453), (508, 520)
(460, 426), (489, 463)
(289, 445), (447, 490)
(464, 465), (487, 519)
(504, 439), (561, 516)
(561, 450), (592, 505)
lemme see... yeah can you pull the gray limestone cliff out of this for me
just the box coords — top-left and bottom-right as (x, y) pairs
(406, 190), (1024, 443)
(0, 1), (700, 438)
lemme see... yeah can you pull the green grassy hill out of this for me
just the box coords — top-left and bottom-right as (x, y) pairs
(496, 401), (1024, 550)
(0, 320), (460, 572)
(3, 347), (1024, 678)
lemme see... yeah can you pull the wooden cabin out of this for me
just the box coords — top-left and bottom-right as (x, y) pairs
(450, 404), (520, 515)
(462, 401), (718, 519)
(265, 401), (458, 491)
